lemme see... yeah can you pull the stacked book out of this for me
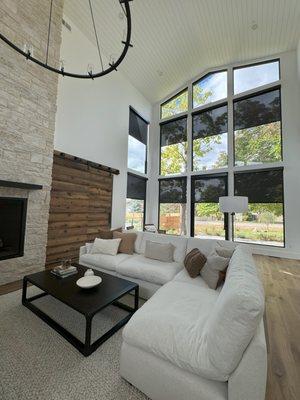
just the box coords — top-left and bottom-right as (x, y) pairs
(51, 265), (78, 278)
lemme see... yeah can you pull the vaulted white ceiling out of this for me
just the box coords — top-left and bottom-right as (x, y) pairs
(64, 0), (300, 104)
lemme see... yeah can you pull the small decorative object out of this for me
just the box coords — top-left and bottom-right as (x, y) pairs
(144, 224), (157, 233)
(219, 196), (248, 241)
(51, 265), (78, 278)
(76, 275), (102, 289)
(84, 269), (94, 277)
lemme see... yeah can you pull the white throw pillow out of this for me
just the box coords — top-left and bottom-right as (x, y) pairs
(90, 238), (121, 256)
(200, 252), (230, 289)
(144, 240), (174, 262)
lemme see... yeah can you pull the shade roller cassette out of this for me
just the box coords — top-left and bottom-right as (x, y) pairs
(127, 173), (147, 200)
(192, 175), (227, 203)
(129, 108), (148, 145)
(193, 105), (228, 140)
(160, 117), (187, 147)
(234, 168), (283, 203)
(234, 89), (281, 131)
(159, 177), (187, 203)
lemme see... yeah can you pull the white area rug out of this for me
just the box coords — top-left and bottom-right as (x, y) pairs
(0, 287), (148, 400)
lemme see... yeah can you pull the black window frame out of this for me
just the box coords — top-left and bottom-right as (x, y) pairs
(233, 86), (283, 167)
(190, 173), (229, 239)
(126, 172), (148, 229)
(233, 58), (281, 95)
(159, 115), (188, 176)
(233, 167), (285, 248)
(160, 88), (188, 120)
(128, 106), (149, 175)
(191, 102), (228, 172)
(192, 69), (228, 109)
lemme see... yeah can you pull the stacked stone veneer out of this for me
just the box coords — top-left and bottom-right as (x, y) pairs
(0, 0), (64, 285)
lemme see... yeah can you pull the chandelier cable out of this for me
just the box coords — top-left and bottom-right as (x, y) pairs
(88, 0), (104, 72)
(46, 0), (54, 65)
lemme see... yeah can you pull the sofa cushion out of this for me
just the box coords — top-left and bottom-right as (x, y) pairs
(202, 245), (265, 378)
(123, 281), (221, 380)
(173, 269), (209, 289)
(144, 240), (174, 262)
(80, 253), (131, 272)
(186, 238), (237, 257)
(116, 254), (182, 286)
(113, 231), (137, 255)
(140, 232), (187, 264)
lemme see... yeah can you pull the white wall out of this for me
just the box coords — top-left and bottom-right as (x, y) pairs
(297, 38), (300, 80)
(55, 18), (151, 228)
(148, 51), (300, 259)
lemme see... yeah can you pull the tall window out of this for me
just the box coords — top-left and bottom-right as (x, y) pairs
(192, 105), (228, 171)
(158, 58), (284, 246)
(126, 173), (147, 230)
(160, 116), (187, 175)
(234, 89), (282, 166)
(159, 178), (187, 235)
(128, 107), (148, 174)
(234, 169), (284, 247)
(161, 89), (188, 119)
(191, 175), (228, 239)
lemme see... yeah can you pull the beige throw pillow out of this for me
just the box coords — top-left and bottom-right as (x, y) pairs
(144, 240), (174, 262)
(200, 252), (230, 289)
(184, 248), (207, 278)
(90, 238), (121, 256)
(215, 246), (235, 258)
(113, 231), (137, 255)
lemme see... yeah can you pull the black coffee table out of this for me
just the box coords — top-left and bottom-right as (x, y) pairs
(22, 264), (139, 356)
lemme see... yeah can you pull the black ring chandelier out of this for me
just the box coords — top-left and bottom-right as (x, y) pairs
(0, 0), (133, 79)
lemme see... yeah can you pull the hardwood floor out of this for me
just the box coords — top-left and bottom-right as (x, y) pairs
(254, 255), (300, 400)
(0, 255), (299, 399)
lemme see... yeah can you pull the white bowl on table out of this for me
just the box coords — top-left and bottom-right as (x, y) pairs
(76, 275), (102, 289)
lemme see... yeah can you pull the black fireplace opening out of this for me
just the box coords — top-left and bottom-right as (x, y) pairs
(0, 197), (27, 261)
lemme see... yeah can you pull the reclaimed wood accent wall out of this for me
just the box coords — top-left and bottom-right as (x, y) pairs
(46, 151), (119, 268)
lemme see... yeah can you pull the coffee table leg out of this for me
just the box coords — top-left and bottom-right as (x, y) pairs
(22, 277), (28, 305)
(134, 286), (139, 311)
(84, 316), (92, 356)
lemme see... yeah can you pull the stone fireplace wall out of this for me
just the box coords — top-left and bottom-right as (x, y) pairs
(0, 0), (64, 285)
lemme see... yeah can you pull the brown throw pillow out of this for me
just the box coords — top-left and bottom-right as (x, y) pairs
(113, 231), (137, 255)
(98, 227), (122, 240)
(184, 248), (207, 278)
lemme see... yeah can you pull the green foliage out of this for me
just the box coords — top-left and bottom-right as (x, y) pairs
(161, 91), (188, 119)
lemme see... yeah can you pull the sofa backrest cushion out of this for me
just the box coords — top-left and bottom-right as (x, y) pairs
(187, 237), (237, 257)
(202, 245), (265, 376)
(140, 232), (187, 264)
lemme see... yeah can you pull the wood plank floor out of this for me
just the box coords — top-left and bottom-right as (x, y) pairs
(0, 255), (299, 399)
(254, 255), (300, 400)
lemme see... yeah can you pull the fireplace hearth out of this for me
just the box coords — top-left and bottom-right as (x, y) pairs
(0, 197), (27, 261)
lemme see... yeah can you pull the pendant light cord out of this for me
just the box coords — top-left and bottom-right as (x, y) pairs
(89, 0), (104, 72)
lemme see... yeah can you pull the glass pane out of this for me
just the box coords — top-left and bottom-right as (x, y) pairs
(193, 71), (227, 108)
(159, 177), (187, 204)
(161, 142), (188, 175)
(159, 203), (187, 235)
(126, 198), (144, 231)
(127, 135), (146, 173)
(193, 134), (227, 171)
(127, 173), (146, 200)
(161, 90), (188, 119)
(194, 203), (225, 239)
(234, 203), (284, 247)
(235, 121), (281, 166)
(234, 61), (280, 94)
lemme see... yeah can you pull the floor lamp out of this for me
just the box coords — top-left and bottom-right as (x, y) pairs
(219, 196), (248, 241)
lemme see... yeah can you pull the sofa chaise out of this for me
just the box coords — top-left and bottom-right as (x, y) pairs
(79, 232), (267, 400)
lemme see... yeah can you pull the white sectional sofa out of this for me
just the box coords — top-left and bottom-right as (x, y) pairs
(79, 232), (267, 400)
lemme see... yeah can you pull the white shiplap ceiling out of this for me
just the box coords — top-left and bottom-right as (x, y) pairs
(64, 0), (300, 104)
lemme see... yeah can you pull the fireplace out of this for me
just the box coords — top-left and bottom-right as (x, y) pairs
(0, 197), (27, 261)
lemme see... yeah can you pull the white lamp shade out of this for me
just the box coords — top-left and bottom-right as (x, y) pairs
(219, 196), (248, 213)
